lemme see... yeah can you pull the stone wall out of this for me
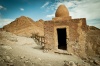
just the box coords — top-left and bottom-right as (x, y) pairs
(44, 21), (55, 50)
(44, 18), (88, 58)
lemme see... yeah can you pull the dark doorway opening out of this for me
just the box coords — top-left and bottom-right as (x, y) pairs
(57, 28), (67, 50)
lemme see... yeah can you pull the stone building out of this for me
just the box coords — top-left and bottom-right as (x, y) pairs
(44, 5), (88, 56)
(2, 4), (100, 58)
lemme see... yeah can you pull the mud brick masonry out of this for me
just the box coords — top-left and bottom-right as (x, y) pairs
(44, 5), (88, 57)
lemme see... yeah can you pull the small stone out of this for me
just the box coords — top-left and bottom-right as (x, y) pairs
(9, 60), (13, 63)
(6, 56), (10, 60)
(64, 60), (69, 66)
(2, 59), (4, 62)
(24, 60), (29, 63)
(84, 63), (90, 66)
(89, 59), (93, 63)
(6, 63), (14, 66)
(2, 46), (12, 50)
(43, 49), (48, 53)
(88, 56), (92, 60)
(3, 56), (12, 63)
(94, 59), (100, 65)
(69, 61), (77, 66)
(76, 63), (80, 66)
(38, 58), (41, 61)
(64, 63), (69, 66)
(20, 56), (25, 59)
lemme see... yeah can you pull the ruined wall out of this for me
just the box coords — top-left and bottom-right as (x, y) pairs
(44, 18), (88, 58)
(44, 18), (100, 58)
(69, 18), (88, 58)
(44, 21), (55, 50)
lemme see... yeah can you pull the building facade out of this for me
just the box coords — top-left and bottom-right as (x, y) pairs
(44, 5), (88, 56)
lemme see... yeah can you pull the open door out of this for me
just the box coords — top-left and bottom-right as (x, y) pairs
(57, 28), (67, 50)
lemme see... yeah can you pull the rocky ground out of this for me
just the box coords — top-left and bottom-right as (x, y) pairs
(0, 31), (99, 66)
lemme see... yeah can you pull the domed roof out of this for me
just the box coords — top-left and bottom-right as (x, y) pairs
(55, 5), (69, 17)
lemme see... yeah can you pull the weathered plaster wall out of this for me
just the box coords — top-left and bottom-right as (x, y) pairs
(44, 21), (55, 50)
(44, 18), (88, 58)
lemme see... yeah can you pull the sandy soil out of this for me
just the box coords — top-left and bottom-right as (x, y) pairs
(0, 31), (90, 66)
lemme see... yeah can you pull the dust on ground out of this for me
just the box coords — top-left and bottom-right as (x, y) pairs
(0, 31), (93, 66)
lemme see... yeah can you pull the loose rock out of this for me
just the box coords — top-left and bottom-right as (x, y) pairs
(20, 56), (25, 59)
(94, 59), (100, 65)
(2, 46), (12, 50)
(69, 61), (77, 66)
